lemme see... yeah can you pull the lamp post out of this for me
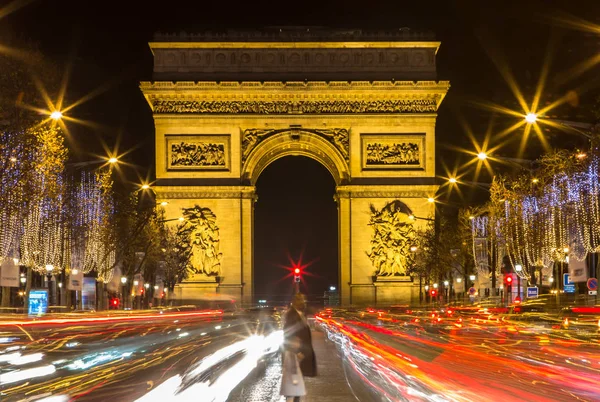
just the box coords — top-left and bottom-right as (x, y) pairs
(45, 265), (54, 306)
(120, 276), (127, 310)
(515, 264), (522, 302)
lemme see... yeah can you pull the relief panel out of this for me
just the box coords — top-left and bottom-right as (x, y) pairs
(166, 134), (230, 171)
(361, 134), (425, 170)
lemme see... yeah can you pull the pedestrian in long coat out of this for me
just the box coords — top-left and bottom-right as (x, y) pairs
(280, 293), (317, 401)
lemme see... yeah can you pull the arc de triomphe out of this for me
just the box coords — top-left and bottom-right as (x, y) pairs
(140, 29), (449, 305)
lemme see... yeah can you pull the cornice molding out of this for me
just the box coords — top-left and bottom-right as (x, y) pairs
(155, 185), (256, 199)
(336, 184), (438, 198)
(140, 80), (449, 91)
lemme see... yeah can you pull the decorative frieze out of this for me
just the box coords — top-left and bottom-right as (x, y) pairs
(151, 99), (438, 115)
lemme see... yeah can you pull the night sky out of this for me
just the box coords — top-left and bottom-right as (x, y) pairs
(3, 0), (598, 298)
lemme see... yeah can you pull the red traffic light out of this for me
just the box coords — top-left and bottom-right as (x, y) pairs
(294, 268), (301, 275)
(506, 276), (513, 284)
(430, 289), (437, 297)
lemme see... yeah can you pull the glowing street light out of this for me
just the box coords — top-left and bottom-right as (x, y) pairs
(141, 184), (150, 190)
(427, 197), (435, 203)
(45, 264), (54, 273)
(108, 157), (118, 164)
(456, 278), (462, 283)
(160, 201), (168, 206)
(329, 286), (336, 291)
(410, 245), (418, 252)
(448, 177), (457, 184)
(50, 111), (63, 120)
(469, 274), (476, 281)
(121, 276), (127, 284)
(178, 217), (185, 222)
(525, 113), (538, 124)
(144, 283), (150, 289)
(477, 152), (487, 161)
(433, 283), (439, 289)
(532, 178), (539, 183)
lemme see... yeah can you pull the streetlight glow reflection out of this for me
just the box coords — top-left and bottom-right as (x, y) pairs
(50, 111), (63, 120)
(525, 113), (538, 124)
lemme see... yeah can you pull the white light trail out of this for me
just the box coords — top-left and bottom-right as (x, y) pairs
(0, 364), (56, 385)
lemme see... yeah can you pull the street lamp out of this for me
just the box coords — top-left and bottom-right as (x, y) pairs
(121, 276), (127, 309)
(477, 152), (488, 161)
(45, 265), (54, 306)
(525, 113), (538, 124)
(469, 274), (476, 281)
(50, 111), (63, 120)
(108, 157), (118, 164)
(515, 264), (522, 301)
(427, 197), (435, 203)
(141, 184), (150, 190)
(448, 177), (457, 184)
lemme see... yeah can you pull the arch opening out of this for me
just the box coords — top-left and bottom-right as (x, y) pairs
(253, 155), (338, 306)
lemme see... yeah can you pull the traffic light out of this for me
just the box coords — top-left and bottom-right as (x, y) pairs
(430, 289), (437, 297)
(294, 268), (300, 275)
(293, 267), (301, 282)
(505, 276), (513, 285)
(110, 298), (120, 309)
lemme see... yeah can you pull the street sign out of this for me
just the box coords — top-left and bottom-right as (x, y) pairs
(563, 273), (576, 293)
(527, 287), (538, 298)
(468, 287), (476, 296)
(589, 291), (597, 296)
(587, 278), (598, 291)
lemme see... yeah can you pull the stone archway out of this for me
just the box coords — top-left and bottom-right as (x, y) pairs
(242, 128), (350, 186)
(143, 32), (448, 306)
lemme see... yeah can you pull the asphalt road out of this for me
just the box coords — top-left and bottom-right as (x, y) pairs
(2, 307), (600, 402)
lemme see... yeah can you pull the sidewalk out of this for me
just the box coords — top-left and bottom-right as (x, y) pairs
(228, 328), (357, 402)
(303, 329), (357, 402)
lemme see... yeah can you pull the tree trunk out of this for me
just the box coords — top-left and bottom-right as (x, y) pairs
(1, 287), (10, 307)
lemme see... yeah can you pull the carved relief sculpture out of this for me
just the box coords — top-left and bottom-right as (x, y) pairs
(171, 141), (226, 167)
(242, 128), (349, 163)
(366, 142), (420, 166)
(366, 200), (416, 277)
(180, 205), (222, 277)
(361, 134), (425, 170)
(166, 135), (230, 170)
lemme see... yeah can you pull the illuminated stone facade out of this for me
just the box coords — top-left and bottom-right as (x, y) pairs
(141, 29), (448, 305)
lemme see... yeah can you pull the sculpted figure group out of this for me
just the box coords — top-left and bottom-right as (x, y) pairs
(366, 200), (416, 277)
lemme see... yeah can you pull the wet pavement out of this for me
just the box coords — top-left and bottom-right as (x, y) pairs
(228, 327), (357, 402)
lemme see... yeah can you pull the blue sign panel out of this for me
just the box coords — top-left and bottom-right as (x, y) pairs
(28, 289), (48, 315)
(527, 287), (538, 298)
(563, 273), (575, 293)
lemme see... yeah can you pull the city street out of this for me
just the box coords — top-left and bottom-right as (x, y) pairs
(2, 306), (599, 401)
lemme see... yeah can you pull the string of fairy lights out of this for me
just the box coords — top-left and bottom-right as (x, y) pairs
(471, 154), (600, 281)
(0, 123), (117, 282)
